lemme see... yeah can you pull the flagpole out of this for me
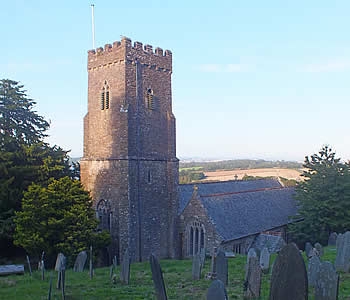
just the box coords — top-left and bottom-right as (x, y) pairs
(91, 4), (95, 49)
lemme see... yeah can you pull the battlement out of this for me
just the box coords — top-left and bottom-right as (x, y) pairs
(88, 36), (172, 71)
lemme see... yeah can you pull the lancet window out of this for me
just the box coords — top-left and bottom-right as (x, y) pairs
(186, 221), (205, 256)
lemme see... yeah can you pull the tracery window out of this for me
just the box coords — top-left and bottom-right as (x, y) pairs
(186, 221), (205, 256)
(100, 81), (110, 110)
(96, 199), (112, 232)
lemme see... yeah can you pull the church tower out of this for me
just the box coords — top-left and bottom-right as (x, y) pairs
(80, 37), (179, 262)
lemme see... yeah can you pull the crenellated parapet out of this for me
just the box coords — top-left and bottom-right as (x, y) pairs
(88, 36), (172, 72)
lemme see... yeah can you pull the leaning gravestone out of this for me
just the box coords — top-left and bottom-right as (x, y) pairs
(305, 242), (313, 258)
(216, 250), (228, 286)
(73, 251), (87, 272)
(244, 253), (261, 299)
(150, 254), (167, 300)
(259, 247), (270, 274)
(335, 231), (350, 272)
(315, 261), (339, 300)
(192, 254), (202, 280)
(206, 279), (228, 300)
(120, 249), (130, 284)
(269, 243), (308, 300)
(328, 232), (337, 246)
(307, 255), (321, 287)
(314, 242), (323, 257)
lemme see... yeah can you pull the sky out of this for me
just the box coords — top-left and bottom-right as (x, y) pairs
(1, 1), (350, 162)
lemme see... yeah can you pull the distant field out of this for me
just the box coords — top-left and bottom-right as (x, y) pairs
(203, 168), (303, 181)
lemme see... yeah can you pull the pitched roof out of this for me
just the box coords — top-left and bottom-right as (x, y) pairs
(178, 178), (282, 214)
(200, 187), (297, 242)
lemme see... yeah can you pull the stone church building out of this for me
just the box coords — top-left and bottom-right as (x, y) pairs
(80, 37), (297, 263)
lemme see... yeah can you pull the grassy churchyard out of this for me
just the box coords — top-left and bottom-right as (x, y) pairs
(1, 246), (350, 299)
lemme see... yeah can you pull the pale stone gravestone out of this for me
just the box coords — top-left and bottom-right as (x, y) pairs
(206, 279), (228, 300)
(259, 247), (270, 274)
(54, 253), (66, 289)
(269, 243), (308, 300)
(307, 255), (321, 287)
(0, 265), (24, 276)
(199, 248), (205, 267)
(216, 250), (228, 286)
(55, 253), (66, 271)
(315, 261), (339, 300)
(328, 232), (337, 246)
(305, 242), (313, 257)
(192, 254), (202, 280)
(150, 254), (167, 300)
(335, 231), (350, 272)
(73, 251), (87, 272)
(314, 242), (323, 257)
(244, 253), (262, 299)
(120, 249), (130, 284)
(336, 233), (343, 249)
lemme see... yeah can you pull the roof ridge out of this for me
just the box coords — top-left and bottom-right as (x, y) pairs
(200, 186), (288, 198)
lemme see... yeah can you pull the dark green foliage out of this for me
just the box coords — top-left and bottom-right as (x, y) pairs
(179, 169), (206, 184)
(289, 145), (350, 245)
(14, 177), (110, 265)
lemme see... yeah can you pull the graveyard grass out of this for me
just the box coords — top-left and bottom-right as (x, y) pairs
(1, 246), (350, 299)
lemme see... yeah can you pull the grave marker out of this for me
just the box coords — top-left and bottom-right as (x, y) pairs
(307, 255), (321, 287)
(206, 279), (227, 300)
(216, 250), (228, 286)
(192, 254), (202, 280)
(73, 251), (87, 272)
(315, 261), (339, 300)
(259, 247), (270, 274)
(150, 254), (167, 300)
(328, 232), (337, 246)
(120, 248), (130, 284)
(244, 254), (261, 299)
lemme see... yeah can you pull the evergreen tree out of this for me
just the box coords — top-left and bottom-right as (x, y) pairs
(289, 145), (350, 245)
(14, 177), (110, 264)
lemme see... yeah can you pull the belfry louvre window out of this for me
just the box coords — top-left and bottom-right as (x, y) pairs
(146, 88), (155, 110)
(100, 81), (110, 110)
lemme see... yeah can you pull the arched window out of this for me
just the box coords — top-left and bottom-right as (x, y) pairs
(186, 221), (206, 257)
(96, 199), (112, 232)
(100, 81), (110, 110)
(146, 88), (155, 110)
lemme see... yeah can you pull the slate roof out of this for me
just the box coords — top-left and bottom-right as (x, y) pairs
(200, 187), (297, 242)
(178, 178), (282, 214)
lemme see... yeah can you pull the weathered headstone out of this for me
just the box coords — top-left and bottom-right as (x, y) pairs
(244, 254), (262, 299)
(210, 247), (217, 274)
(216, 250), (228, 286)
(305, 242), (313, 257)
(314, 242), (323, 257)
(259, 247), (270, 273)
(206, 279), (228, 300)
(55, 253), (66, 271)
(55, 253), (66, 289)
(328, 232), (337, 246)
(315, 261), (339, 300)
(307, 255), (321, 287)
(150, 254), (167, 300)
(269, 243), (308, 300)
(120, 249), (130, 284)
(336, 233), (343, 249)
(192, 254), (202, 280)
(199, 248), (206, 267)
(73, 251), (87, 272)
(335, 231), (350, 272)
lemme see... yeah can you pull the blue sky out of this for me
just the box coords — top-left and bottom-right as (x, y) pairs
(2, 1), (350, 161)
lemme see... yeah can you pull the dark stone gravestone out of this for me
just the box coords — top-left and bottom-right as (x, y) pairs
(0, 265), (24, 276)
(335, 231), (350, 272)
(259, 247), (270, 274)
(150, 254), (167, 300)
(328, 232), (337, 246)
(305, 242), (313, 258)
(73, 251), (87, 272)
(206, 279), (228, 300)
(314, 242), (323, 257)
(269, 243), (308, 300)
(120, 248), (130, 284)
(192, 254), (202, 280)
(244, 253), (261, 299)
(307, 255), (321, 287)
(216, 250), (228, 286)
(315, 261), (339, 300)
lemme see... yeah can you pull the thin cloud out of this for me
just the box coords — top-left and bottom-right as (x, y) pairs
(197, 63), (252, 73)
(302, 59), (350, 73)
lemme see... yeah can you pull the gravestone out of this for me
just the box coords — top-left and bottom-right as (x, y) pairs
(73, 251), (87, 272)
(328, 232), (337, 246)
(120, 249), (130, 284)
(315, 261), (339, 300)
(269, 243), (308, 300)
(192, 254), (202, 280)
(206, 279), (228, 300)
(336, 233), (343, 249)
(199, 248), (206, 267)
(335, 231), (350, 272)
(55, 253), (66, 289)
(216, 250), (228, 286)
(210, 247), (217, 274)
(150, 254), (167, 300)
(55, 253), (66, 271)
(244, 254), (261, 299)
(307, 255), (321, 287)
(26, 255), (32, 276)
(259, 247), (270, 274)
(305, 242), (313, 258)
(314, 242), (323, 257)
